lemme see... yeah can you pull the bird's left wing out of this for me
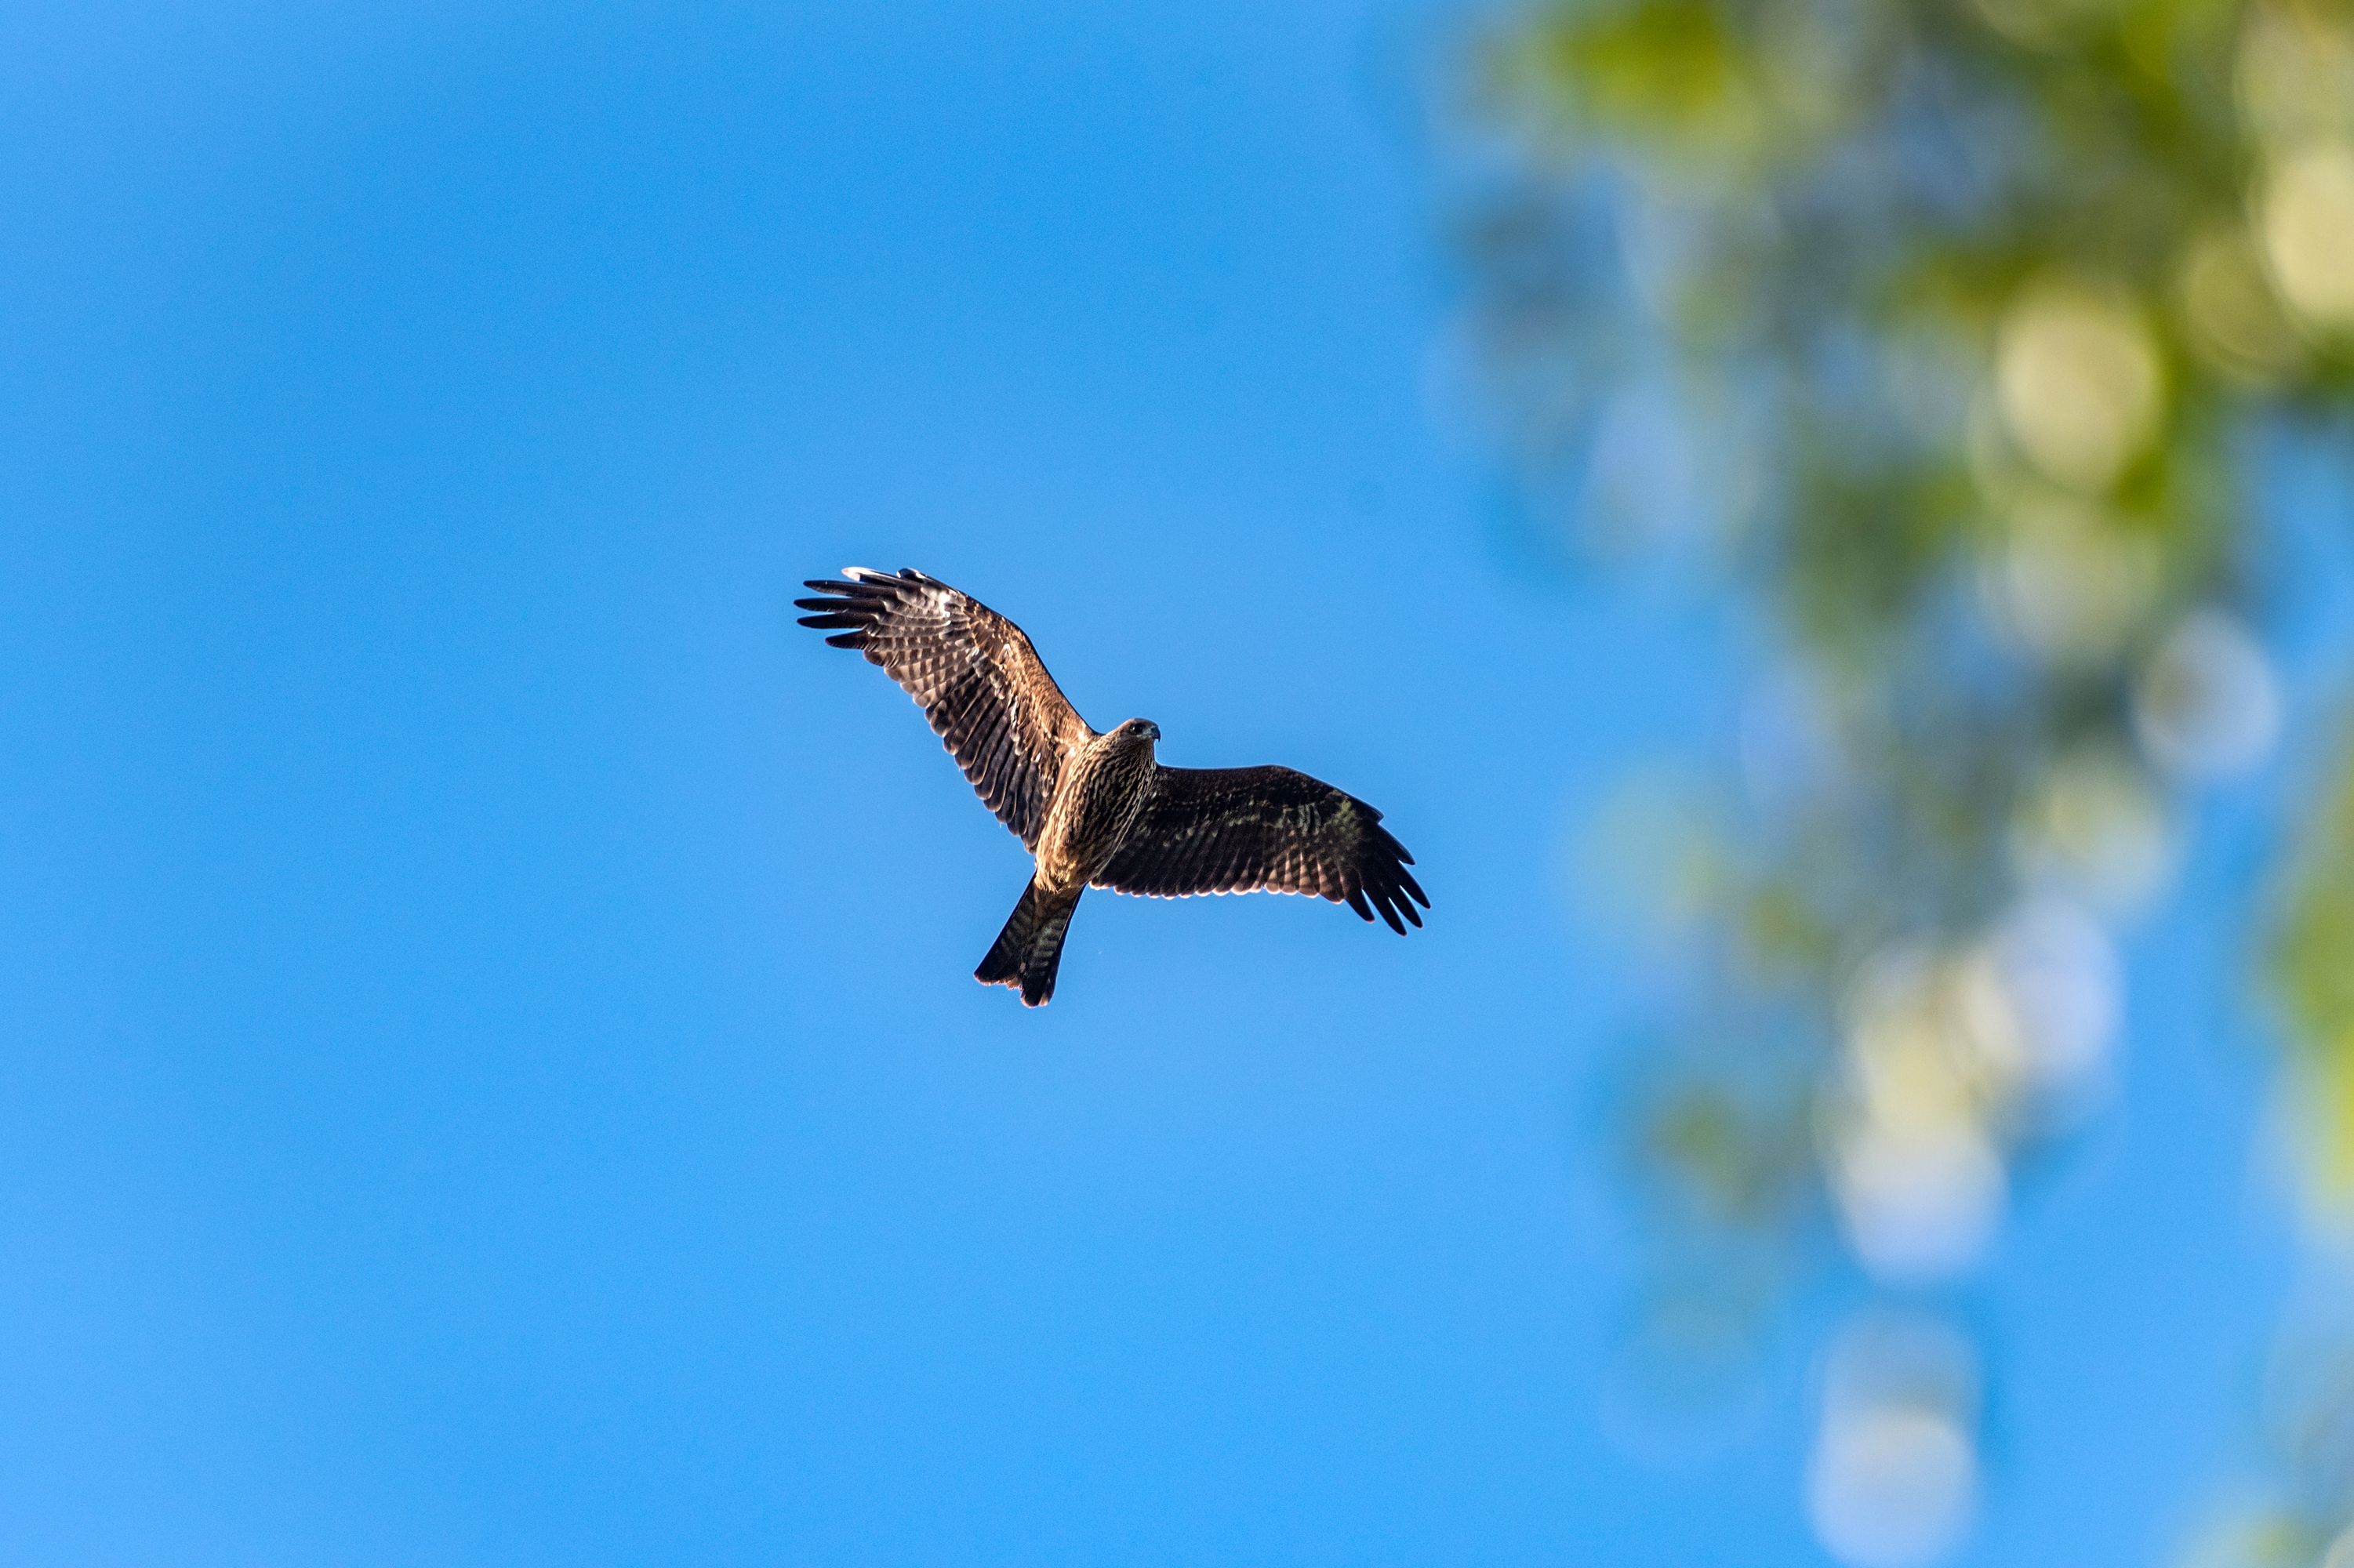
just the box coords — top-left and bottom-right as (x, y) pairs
(795, 568), (1091, 848)
(1094, 764), (1427, 933)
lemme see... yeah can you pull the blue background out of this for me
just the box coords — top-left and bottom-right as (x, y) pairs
(0, 1), (2315, 1562)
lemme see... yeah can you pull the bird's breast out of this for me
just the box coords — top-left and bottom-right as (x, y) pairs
(1034, 744), (1153, 891)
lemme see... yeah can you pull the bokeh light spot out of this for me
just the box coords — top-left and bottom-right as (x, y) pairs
(1994, 281), (2163, 494)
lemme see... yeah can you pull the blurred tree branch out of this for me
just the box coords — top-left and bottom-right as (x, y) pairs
(1450, 0), (2354, 1559)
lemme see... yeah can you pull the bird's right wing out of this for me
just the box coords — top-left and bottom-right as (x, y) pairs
(796, 568), (1091, 848)
(1095, 764), (1427, 933)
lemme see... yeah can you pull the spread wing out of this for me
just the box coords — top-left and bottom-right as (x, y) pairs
(795, 568), (1091, 848)
(1095, 765), (1428, 933)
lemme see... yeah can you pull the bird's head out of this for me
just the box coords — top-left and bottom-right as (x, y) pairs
(1115, 717), (1161, 750)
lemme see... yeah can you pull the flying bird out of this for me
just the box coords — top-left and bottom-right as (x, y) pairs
(795, 568), (1426, 1006)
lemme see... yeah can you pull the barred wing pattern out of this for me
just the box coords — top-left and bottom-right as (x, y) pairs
(794, 568), (1092, 848)
(1095, 765), (1428, 933)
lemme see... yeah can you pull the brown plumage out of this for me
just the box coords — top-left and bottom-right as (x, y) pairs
(796, 567), (1426, 1005)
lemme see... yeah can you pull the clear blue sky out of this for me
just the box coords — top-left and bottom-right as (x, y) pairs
(0, 1), (2320, 1563)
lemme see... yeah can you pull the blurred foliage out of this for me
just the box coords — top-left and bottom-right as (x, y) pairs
(2276, 735), (2354, 1211)
(1453, 0), (2354, 1559)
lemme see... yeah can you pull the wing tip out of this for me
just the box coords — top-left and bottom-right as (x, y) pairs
(797, 568), (923, 644)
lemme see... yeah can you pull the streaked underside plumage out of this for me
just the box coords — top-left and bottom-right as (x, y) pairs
(795, 567), (1426, 1003)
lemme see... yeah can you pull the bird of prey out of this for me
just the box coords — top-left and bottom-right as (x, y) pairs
(795, 568), (1427, 1006)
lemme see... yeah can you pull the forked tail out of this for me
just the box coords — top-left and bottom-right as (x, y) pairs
(975, 878), (1082, 1007)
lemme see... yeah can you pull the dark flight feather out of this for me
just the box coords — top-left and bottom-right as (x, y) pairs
(1093, 765), (1427, 932)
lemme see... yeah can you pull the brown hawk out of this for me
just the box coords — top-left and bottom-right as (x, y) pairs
(796, 568), (1427, 1005)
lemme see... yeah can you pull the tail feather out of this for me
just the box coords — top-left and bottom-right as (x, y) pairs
(975, 879), (1081, 1007)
